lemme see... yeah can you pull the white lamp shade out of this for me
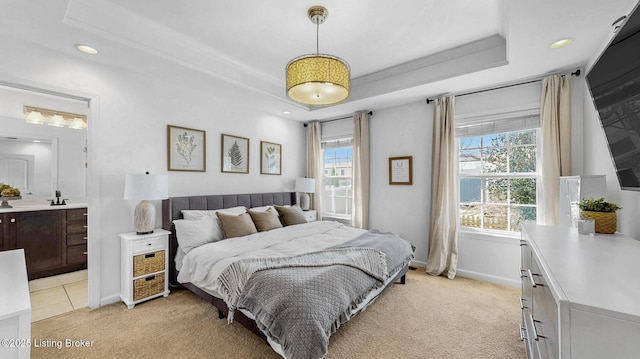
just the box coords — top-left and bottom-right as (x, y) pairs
(124, 174), (169, 200)
(295, 178), (316, 193)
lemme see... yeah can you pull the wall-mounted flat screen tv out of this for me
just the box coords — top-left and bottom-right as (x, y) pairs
(586, 5), (640, 190)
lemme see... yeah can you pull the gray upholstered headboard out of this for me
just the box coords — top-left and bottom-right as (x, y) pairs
(161, 192), (297, 285)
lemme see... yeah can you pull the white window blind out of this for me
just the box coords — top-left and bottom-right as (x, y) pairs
(455, 108), (540, 138)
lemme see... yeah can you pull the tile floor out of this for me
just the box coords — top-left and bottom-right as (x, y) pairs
(28, 270), (88, 322)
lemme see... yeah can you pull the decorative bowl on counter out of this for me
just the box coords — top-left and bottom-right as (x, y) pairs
(0, 196), (22, 209)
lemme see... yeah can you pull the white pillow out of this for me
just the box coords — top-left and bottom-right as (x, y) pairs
(181, 206), (247, 220)
(173, 217), (223, 253)
(248, 205), (275, 213)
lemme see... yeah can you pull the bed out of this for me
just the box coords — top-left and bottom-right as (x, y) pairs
(162, 192), (414, 359)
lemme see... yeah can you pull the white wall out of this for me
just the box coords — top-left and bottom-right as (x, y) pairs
(581, 79), (640, 239)
(369, 102), (432, 266)
(0, 41), (306, 305)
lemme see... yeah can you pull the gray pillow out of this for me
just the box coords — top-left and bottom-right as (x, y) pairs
(217, 212), (258, 239)
(248, 208), (283, 232)
(275, 205), (308, 226)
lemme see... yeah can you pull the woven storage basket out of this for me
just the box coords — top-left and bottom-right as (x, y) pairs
(133, 250), (165, 277)
(580, 211), (617, 234)
(133, 273), (165, 301)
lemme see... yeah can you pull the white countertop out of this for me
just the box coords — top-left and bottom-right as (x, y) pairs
(0, 202), (87, 213)
(522, 223), (640, 321)
(0, 249), (31, 320)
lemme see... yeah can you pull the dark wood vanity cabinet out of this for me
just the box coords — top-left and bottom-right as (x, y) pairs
(0, 208), (88, 280)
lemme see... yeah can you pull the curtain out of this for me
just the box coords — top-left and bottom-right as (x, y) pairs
(426, 96), (458, 279)
(307, 122), (323, 218)
(351, 112), (370, 229)
(539, 74), (571, 225)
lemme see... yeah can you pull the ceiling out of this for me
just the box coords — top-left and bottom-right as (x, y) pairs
(2, 0), (639, 121)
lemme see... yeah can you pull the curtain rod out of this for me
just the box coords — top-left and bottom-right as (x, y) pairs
(303, 111), (373, 127)
(425, 69), (581, 104)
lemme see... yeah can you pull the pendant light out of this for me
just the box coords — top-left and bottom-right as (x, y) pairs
(286, 6), (350, 106)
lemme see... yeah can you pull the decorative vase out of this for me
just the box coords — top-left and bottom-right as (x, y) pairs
(580, 211), (617, 234)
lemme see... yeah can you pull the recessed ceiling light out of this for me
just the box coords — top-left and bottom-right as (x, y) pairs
(282, 111), (292, 115)
(550, 38), (573, 49)
(75, 44), (98, 55)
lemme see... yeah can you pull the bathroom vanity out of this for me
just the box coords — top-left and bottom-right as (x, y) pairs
(0, 204), (87, 280)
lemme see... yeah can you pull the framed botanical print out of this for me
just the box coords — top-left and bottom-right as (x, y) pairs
(260, 141), (281, 175)
(221, 134), (249, 173)
(167, 125), (206, 172)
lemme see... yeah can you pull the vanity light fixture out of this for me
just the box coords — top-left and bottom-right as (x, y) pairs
(23, 105), (88, 129)
(286, 6), (350, 106)
(75, 44), (98, 55)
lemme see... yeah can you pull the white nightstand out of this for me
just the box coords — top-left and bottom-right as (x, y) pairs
(120, 229), (170, 309)
(303, 210), (317, 222)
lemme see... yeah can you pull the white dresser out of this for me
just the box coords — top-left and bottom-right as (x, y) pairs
(520, 223), (640, 358)
(0, 249), (31, 359)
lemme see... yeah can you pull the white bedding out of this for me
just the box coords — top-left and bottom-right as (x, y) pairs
(177, 220), (367, 295)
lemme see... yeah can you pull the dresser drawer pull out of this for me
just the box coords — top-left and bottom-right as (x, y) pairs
(83, 237), (88, 240)
(528, 314), (547, 341)
(10, 218), (16, 223)
(527, 269), (543, 287)
(83, 225), (88, 229)
(519, 240), (528, 247)
(83, 213), (88, 216)
(145, 253), (156, 259)
(145, 275), (156, 281)
(519, 325), (528, 341)
(83, 252), (88, 255)
(519, 296), (528, 309)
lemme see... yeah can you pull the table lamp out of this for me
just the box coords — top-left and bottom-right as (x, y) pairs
(124, 172), (169, 234)
(295, 178), (316, 211)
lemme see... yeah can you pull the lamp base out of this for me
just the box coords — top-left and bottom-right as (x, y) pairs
(134, 200), (156, 235)
(300, 193), (310, 211)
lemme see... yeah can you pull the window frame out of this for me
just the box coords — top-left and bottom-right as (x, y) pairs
(321, 137), (353, 221)
(457, 128), (541, 237)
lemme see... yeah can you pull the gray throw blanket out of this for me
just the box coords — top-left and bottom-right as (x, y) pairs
(217, 231), (414, 359)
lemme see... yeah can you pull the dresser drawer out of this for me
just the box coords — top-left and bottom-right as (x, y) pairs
(67, 221), (88, 235)
(133, 273), (165, 301)
(67, 233), (87, 246)
(133, 250), (165, 277)
(132, 236), (164, 254)
(531, 257), (559, 359)
(66, 208), (88, 221)
(67, 244), (87, 265)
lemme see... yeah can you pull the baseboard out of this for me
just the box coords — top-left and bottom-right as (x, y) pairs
(456, 268), (520, 288)
(411, 259), (427, 268)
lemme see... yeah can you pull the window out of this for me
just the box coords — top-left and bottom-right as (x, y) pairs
(322, 138), (353, 219)
(458, 128), (538, 233)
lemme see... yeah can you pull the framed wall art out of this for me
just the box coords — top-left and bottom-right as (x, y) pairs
(260, 141), (282, 175)
(221, 134), (249, 173)
(167, 125), (206, 172)
(389, 156), (413, 185)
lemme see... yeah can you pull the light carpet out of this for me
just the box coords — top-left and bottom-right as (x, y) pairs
(31, 269), (526, 358)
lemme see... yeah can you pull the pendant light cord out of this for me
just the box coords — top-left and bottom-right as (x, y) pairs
(316, 21), (319, 55)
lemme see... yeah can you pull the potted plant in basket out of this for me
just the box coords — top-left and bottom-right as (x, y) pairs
(578, 197), (622, 234)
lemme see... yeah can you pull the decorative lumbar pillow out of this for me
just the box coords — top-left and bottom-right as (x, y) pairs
(248, 208), (283, 232)
(217, 212), (258, 239)
(181, 206), (247, 220)
(173, 217), (222, 253)
(248, 205), (275, 213)
(275, 205), (308, 226)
